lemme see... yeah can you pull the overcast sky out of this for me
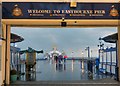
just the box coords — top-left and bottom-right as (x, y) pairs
(11, 27), (117, 57)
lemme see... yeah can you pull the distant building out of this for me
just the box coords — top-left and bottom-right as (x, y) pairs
(49, 47), (61, 60)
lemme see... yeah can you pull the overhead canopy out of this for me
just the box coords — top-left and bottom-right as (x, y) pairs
(11, 33), (24, 43)
(20, 47), (43, 54)
(101, 33), (118, 43)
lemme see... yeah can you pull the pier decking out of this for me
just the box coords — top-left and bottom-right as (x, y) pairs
(10, 78), (119, 86)
(9, 60), (120, 86)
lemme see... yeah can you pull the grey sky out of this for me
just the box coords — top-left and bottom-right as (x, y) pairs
(11, 27), (117, 57)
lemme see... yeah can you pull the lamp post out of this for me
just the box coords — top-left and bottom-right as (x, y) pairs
(91, 50), (92, 58)
(98, 37), (104, 50)
(85, 46), (90, 60)
(98, 37), (104, 72)
(98, 38), (104, 61)
(81, 51), (84, 57)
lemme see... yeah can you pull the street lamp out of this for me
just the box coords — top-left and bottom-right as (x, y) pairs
(85, 46), (90, 60)
(91, 50), (92, 58)
(81, 51), (84, 59)
(98, 37), (104, 72)
(98, 37), (104, 49)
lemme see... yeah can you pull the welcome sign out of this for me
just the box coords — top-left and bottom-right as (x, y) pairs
(2, 2), (120, 19)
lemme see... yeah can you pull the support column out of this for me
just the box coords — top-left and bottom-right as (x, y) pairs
(1, 23), (6, 85)
(5, 25), (11, 85)
(117, 24), (120, 81)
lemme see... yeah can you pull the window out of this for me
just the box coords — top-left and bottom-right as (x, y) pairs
(112, 51), (116, 63)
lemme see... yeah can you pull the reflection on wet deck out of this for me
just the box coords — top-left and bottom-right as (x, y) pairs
(20, 60), (112, 81)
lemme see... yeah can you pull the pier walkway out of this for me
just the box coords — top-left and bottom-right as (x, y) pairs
(10, 78), (120, 86)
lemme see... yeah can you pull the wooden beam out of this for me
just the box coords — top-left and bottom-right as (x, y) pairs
(2, 19), (119, 27)
(1, 0), (119, 3)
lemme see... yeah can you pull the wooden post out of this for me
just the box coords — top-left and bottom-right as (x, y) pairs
(118, 25), (120, 81)
(115, 0), (120, 81)
(6, 25), (11, 85)
(1, 23), (6, 85)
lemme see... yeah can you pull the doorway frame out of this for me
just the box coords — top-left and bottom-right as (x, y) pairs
(1, 18), (120, 85)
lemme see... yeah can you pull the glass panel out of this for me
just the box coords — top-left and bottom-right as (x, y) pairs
(112, 51), (116, 63)
(103, 52), (106, 63)
(106, 65), (110, 72)
(100, 52), (103, 62)
(107, 52), (111, 62)
(111, 66), (115, 74)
